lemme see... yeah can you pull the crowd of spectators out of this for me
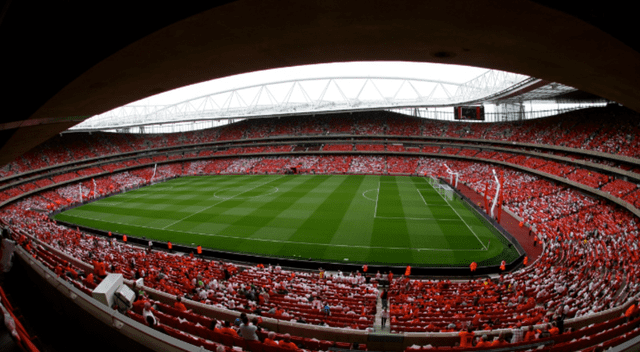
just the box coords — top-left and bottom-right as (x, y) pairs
(6, 153), (639, 350)
(2, 107), (640, 351)
(3, 107), (640, 179)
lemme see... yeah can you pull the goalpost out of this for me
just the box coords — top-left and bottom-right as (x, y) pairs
(426, 175), (453, 200)
(435, 184), (454, 201)
(427, 174), (453, 201)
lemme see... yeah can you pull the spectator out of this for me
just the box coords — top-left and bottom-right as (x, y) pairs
(64, 262), (78, 280)
(491, 332), (508, 347)
(511, 323), (524, 343)
(221, 321), (238, 336)
(174, 295), (187, 312)
(279, 334), (299, 350)
(323, 302), (331, 316)
(524, 326), (536, 342)
(476, 335), (491, 348)
(142, 302), (158, 326)
(458, 326), (474, 348)
(380, 289), (388, 309)
(263, 331), (279, 346)
(539, 325), (551, 339)
(239, 315), (259, 340)
(625, 299), (639, 322)
(381, 307), (389, 329)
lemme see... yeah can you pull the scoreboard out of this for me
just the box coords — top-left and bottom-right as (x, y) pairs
(454, 106), (485, 121)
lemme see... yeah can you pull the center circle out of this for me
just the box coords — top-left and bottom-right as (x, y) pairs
(213, 185), (279, 200)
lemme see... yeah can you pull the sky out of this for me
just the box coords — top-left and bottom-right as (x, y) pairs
(130, 61), (491, 106)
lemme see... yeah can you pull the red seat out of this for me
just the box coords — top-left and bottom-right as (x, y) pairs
(208, 330), (224, 344)
(180, 321), (200, 337)
(335, 341), (351, 349)
(220, 333), (236, 347)
(303, 338), (319, 350)
(257, 330), (268, 340)
(127, 311), (147, 325)
(246, 339), (264, 352)
(201, 340), (221, 352)
(263, 345), (293, 352)
(319, 340), (334, 350)
(290, 335), (305, 346)
(233, 336), (248, 349)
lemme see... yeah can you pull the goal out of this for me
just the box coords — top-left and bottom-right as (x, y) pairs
(434, 183), (454, 201)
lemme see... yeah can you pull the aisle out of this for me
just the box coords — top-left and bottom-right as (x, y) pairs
(373, 292), (391, 333)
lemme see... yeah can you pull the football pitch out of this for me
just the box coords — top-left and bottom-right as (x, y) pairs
(53, 174), (518, 267)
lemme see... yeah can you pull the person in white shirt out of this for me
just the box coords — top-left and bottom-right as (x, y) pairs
(142, 302), (158, 326)
(238, 316), (259, 341)
(381, 307), (389, 328)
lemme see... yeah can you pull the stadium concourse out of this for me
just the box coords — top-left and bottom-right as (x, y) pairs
(1, 108), (640, 351)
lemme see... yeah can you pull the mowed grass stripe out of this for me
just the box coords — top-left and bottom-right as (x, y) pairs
(57, 175), (284, 238)
(284, 175), (365, 244)
(396, 181), (431, 219)
(313, 175), (381, 263)
(53, 174), (517, 266)
(276, 176), (371, 261)
(370, 178), (413, 261)
(213, 176), (332, 255)
(376, 180), (406, 218)
(165, 176), (289, 233)
(189, 175), (335, 255)
(419, 190), (449, 206)
(163, 175), (285, 229)
(165, 175), (288, 242)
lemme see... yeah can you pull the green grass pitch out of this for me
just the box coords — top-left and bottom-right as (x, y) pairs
(53, 174), (519, 267)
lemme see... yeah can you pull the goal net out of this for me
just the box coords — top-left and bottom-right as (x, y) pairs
(434, 183), (454, 201)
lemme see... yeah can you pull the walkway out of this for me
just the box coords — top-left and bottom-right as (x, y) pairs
(373, 293), (391, 333)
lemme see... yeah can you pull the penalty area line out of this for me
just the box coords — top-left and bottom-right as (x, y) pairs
(373, 181), (380, 218)
(426, 177), (488, 251)
(374, 216), (462, 221)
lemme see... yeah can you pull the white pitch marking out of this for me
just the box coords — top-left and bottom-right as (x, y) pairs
(427, 177), (488, 251)
(373, 181), (381, 218)
(58, 212), (487, 252)
(161, 175), (284, 230)
(375, 216), (461, 221)
(417, 188), (429, 206)
(362, 189), (378, 201)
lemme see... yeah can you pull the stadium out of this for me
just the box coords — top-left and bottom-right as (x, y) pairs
(1, 1), (639, 352)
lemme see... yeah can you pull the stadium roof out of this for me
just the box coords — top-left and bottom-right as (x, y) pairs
(69, 66), (534, 131)
(1, 0), (638, 165)
(71, 64), (586, 132)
